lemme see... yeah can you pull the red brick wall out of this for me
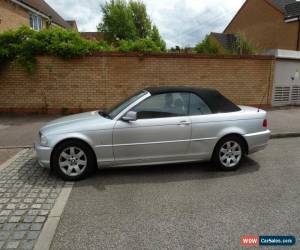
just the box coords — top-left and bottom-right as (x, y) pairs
(0, 53), (274, 114)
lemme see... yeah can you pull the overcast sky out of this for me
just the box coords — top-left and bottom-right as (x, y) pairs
(45, 0), (246, 47)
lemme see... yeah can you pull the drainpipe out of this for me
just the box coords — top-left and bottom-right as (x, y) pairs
(297, 18), (300, 51)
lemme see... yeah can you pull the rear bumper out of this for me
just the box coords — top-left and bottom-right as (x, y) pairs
(34, 142), (52, 168)
(244, 130), (271, 154)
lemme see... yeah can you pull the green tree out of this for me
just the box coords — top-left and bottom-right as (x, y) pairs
(151, 25), (166, 51)
(98, 0), (138, 42)
(129, 0), (152, 39)
(98, 0), (166, 51)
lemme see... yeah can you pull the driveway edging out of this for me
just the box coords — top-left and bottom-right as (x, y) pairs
(0, 148), (28, 171)
(33, 182), (74, 250)
(270, 132), (300, 139)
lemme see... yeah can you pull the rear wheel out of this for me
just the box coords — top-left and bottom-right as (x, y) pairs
(52, 140), (95, 181)
(212, 135), (245, 171)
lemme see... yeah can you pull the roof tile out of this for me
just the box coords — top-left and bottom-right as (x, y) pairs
(19, 0), (71, 29)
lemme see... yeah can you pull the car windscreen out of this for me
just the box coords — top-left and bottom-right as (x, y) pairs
(107, 91), (147, 119)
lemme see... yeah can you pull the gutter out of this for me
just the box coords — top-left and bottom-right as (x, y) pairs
(10, 0), (50, 20)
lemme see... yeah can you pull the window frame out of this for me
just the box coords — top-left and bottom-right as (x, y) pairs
(130, 92), (191, 120)
(188, 93), (212, 116)
(29, 13), (42, 31)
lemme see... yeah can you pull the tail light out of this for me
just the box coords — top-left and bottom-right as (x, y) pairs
(263, 119), (268, 128)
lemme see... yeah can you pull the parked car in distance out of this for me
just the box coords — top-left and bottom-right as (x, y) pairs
(35, 86), (271, 180)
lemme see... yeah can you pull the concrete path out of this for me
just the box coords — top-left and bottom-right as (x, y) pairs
(0, 115), (59, 147)
(50, 138), (300, 250)
(267, 107), (300, 134)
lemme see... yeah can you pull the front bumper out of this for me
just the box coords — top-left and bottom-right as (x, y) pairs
(34, 142), (52, 168)
(244, 130), (271, 154)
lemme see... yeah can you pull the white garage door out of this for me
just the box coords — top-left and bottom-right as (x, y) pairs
(272, 60), (300, 106)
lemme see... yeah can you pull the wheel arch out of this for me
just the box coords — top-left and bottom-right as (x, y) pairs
(50, 137), (97, 169)
(213, 133), (249, 157)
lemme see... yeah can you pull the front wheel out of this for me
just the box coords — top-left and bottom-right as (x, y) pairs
(52, 140), (96, 181)
(212, 136), (245, 171)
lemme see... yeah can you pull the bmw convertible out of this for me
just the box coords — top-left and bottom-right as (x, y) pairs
(35, 86), (271, 180)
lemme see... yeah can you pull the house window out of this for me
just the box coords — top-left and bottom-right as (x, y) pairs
(29, 14), (42, 31)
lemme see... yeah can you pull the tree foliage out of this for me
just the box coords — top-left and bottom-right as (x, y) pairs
(98, 0), (166, 51)
(233, 32), (257, 55)
(194, 36), (227, 54)
(129, 0), (152, 39)
(151, 25), (166, 51)
(195, 33), (257, 55)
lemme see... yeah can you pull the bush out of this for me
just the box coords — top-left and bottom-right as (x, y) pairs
(117, 39), (161, 53)
(194, 36), (227, 54)
(233, 32), (257, 55)
(0, 26), (166, 73)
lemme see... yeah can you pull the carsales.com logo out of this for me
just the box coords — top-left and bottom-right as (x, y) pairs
(240, 236), (296, 247)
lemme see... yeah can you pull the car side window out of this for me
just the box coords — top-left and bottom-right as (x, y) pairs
(132, 92), (189, 119)
(189, 93), (212, 115)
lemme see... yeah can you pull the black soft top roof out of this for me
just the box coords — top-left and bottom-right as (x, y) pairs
(145, 86), (241, 113)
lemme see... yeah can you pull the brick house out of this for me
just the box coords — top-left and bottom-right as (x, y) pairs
(0, 0), (77, 32)
(212, 0), (300, 51)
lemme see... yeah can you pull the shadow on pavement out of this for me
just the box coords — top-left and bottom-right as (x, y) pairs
(75, 156), (260, 190)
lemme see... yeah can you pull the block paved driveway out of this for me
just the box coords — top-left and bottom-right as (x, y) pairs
(0, 150), (65, 250)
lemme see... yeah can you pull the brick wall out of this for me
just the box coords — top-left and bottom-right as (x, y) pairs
(0, 53), (274, 114)
(0, 0), (29, 32)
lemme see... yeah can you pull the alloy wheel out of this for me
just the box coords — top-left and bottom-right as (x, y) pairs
(219, 141), (242, 168)
(58, 147), (87, 177)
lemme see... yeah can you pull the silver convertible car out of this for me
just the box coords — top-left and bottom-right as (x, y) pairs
(35, 86), (270, 180)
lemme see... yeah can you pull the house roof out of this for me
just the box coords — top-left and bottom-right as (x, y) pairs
(17, 0), (71, 29)
(210, 33), (237, 51)
(66, 20), (78, 31)
(269, 0), (297, 12)
(285, 2), (300, 19)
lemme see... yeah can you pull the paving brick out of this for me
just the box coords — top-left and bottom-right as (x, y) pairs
(0, 231), (9, 241)
(11, 231), (26, 240)
(0, 217), (8, 224)
(5, 241), (20, 249)
(27, 210), (39, 216)
(31, 204), (42, 209)
(0, 210), (11, 216)
(23, 216), (35, 223)
(8, 217), (21, 223)
(30, 223), (42, 231)
(2, 223), (17, 231)
(19, 240), (34, 249)
(26, 231), (39, 240)
(34, 216), (46, 223)
(16, 224), (30, 231)
(12, 210), (26, 216)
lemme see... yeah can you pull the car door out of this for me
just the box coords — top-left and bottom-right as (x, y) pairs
(188, 93), (218, 159)
(113, 92), (192, 165)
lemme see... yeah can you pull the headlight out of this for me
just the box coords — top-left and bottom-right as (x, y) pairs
(39, 132), (48, 146)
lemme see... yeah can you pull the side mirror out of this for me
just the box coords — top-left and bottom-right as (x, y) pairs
(122, 111), (137, 122)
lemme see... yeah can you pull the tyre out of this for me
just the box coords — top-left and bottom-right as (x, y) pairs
(212, 135), (245, 171)
(52, 140), (96, 181)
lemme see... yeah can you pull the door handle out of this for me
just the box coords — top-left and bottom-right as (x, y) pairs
(178, 121), (191, 126)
